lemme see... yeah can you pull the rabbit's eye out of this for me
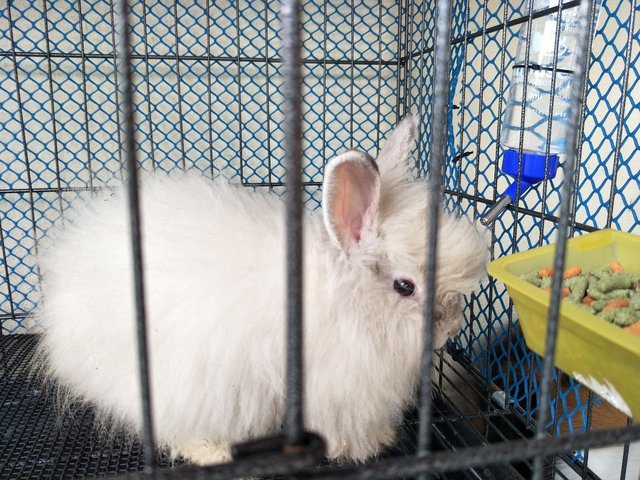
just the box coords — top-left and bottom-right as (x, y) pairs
(393, 279), (415, 297)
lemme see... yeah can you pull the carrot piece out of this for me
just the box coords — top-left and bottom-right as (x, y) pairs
(609, 260), (624, 273)
(538, 267), (554, 277)
(582, 295), (595, 307)
(562, 265), (582, 280)
(624, 322), (640, 336)
(602, 298), (630, 312)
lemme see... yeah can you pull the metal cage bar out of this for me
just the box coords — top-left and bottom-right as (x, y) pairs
(281, 0), (306, 447)
(532, 1), (600, 479)
(2, 1), (640, 479)
(417, 0), (452, 457)
(113, 0), (156, 472)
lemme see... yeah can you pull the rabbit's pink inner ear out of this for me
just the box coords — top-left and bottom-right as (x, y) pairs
(326, 160), (380, 250)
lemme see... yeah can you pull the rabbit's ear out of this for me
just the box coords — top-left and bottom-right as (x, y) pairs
(322, 150), (381, 252)
(375, 116), (417, 185)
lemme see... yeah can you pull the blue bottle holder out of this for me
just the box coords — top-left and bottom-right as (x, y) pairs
(480, 149), (560, 226)
(501, 149), (560, 202)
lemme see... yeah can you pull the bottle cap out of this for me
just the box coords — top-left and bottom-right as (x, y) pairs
(502, 149), (560, 184)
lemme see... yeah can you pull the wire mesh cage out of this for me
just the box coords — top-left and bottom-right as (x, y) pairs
(1, 0), (640, 479)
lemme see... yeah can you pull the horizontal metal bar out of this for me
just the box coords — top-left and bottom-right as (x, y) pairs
(400, 0), (581, 63)
(442, 188), (598, 234)
(0, 183), (313, 196)
(109, 424), (640, 480)
(0, 183), (596, 238)
(0, 50), (397, 67)
(303, 426), (640, 480)
(0, 185), (117, 195)
(0, 313), (29, 321)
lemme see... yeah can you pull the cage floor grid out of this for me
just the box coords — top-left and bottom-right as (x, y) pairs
(1, 334), (526, 480)
(0, 334), (174, 479)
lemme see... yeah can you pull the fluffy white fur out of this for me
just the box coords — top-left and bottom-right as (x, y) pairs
(35, 117), (488, 465)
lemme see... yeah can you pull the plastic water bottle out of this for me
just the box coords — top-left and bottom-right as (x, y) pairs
(481, 0), (600, 226)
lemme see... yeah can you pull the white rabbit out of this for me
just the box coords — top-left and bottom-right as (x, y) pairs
(35, 117), (488, 465)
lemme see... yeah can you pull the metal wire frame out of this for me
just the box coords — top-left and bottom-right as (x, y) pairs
(2, 0), (640, 479)
(530, 1), (589, 475)
(113, 0), (156, 472)
(110, 0), (640, 478)
(281, 0), (305, 449)
(417, 0), (452, 459)
(405, 1), (639, 479)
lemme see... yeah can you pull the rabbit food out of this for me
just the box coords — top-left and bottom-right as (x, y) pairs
(520, 261), (640, 330)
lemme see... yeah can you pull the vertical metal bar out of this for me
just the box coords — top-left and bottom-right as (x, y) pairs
(455, 0), (470, 202)
(403, 0), (416, 121)
(0, 222), (15, 335)
(205, 1), (216, 178)
(417, 0), (452, 457)
(471, 0), (490, 220)
(537, 4), (569, 472)
(531, 1), (595, 479)
(113, 0), (156, 472)
(263, 0), (274, 188)
(76, 0), (95, 189)
(321, 1), (328, 165)
(375, 1), (383, 156)
(171, 2), (187, 171)
(395, 1), (401, 121)
(580, 390), (595, 478)
(41, 0), (66, 223)
(395, 0), (408, 120)
(509, 0), (536, 257)
(486, 0), (513, 417)
(568, 1), (599, 239)
(537, 0), (579, 249)
(415, 0), (430, 173)
(469, 2), (492, 410)
(141, 2), (158, 172)
(511, 0), (537, 434)
(108, 0), (125, 181)
(605, 0), (636, 229)
(349, 0), (356, 150)
(281, 0), (305, 446)
(619, 417), (633, 479)
(235, 2), (246, 184)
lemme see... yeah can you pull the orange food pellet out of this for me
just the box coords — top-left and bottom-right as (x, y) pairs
(562, 265), (582, 279)
(609, 260), (624, 273)
(582, 295), (595, 307)
(602, 298), (630, 312)
(538, 267), (554, 277)
(624, 322), (640, 336)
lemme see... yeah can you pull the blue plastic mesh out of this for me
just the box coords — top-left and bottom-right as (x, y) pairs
(0, 0), (400, 333)
(447, 0), (640, 438)
(1, 0), (639, 456)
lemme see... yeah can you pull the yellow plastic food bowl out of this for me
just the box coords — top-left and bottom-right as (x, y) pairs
(488, 229), (640, 420)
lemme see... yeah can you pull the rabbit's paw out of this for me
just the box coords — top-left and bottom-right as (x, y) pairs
(180, 439), (231, 466)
